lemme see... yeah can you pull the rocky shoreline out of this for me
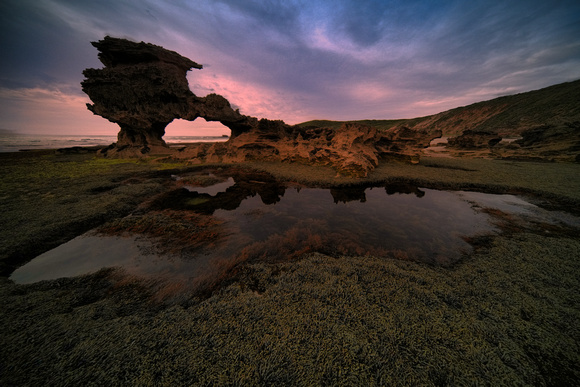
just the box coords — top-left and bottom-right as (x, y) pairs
(81, 37), (441, 177)
(1, 149), (579, 385)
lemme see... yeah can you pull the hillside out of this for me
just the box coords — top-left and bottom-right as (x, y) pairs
(298, 79), (580, 161)
(299, 79), (580, 136)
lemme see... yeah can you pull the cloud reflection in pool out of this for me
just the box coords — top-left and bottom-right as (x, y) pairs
(14, 171), (577, 288)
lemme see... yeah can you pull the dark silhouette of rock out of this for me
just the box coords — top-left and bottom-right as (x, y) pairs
(330, 186), (367, 203)
(150, 177), (287, 215)
(82, 36), (439, 176)
(385, 184), (425, 197)
(82, 37), (257, 155)
(517, 123), (580, 148)
(447, 130), (502, 149)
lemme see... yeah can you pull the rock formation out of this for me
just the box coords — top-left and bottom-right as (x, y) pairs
(81, 36), (257, 156)
(177, 121), (439, 176)
(501, 122), (580, 162)
(82, 36), (440, 176)
(447, 130), (502, 149)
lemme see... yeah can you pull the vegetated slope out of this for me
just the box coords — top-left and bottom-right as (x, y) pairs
(298, 79), (580, 137)
(297, 119), (408, 131)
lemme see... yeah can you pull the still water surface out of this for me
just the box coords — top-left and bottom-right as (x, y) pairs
(11, 175), (579, 286)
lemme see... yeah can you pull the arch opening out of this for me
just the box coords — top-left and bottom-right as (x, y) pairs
(164, 118), (230, 146)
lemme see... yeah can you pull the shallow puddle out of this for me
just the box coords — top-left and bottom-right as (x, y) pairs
(10, 171), (580, 288)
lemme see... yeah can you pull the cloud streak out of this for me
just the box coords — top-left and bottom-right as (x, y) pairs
(0, 86), (117, 134)
(1, 0), (579, 134)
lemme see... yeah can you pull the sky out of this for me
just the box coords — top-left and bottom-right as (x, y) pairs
(1, 0), (579, 136)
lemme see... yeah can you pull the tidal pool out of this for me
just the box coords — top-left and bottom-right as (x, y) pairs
(10, 172), (580, 287)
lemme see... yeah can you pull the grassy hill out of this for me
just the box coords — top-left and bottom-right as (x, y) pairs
(298, 79), (580, 137)
(296, 119), (408, 131)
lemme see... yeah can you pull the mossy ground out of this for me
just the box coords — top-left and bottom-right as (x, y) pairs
(1, 150), (579, 385)
(0, 151), (184, 276)
(248, 157), (580, 206)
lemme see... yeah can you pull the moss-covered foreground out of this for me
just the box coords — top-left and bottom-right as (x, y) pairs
(0, 151), (181, 276)
(1, 150), (579, 385)
(1, 234), (578, 385)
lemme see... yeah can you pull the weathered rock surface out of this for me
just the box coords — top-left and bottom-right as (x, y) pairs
(517, 123), (580, 148)
(500, 122), (580, 162)
(447, 130), (502, 149)
(82, 37), (257, 155)
(82, 36), (439, 176)
(307, 79), (579, 161)
(176, 121), (439, 176)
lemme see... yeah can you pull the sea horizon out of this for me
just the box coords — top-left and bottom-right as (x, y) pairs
(0, 133), (228, 153)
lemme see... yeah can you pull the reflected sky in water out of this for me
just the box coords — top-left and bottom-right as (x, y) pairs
(11, 172), (580, 287)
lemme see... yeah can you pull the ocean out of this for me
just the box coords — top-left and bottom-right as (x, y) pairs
(0, 134), (228, 153)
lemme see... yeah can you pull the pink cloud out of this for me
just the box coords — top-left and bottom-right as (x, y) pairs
(165, 119), (231, 137)
(188, 71), (310, 124)
(0, 87), (118, 135)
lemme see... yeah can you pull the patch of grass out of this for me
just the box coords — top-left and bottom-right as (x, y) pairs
(0, 151), (178, 275)
(98, 209), (225, 256)
(176, 173), (227, 187)
(247, 157), (580, 210)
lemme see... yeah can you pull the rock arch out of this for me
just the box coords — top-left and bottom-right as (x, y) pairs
(81, 36), (257, 155)
(82, 36), (440, 176)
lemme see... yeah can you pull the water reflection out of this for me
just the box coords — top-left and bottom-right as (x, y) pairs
(10, 170), (580, 288)
(208, 186), (492, 265)
(154, 172), (287, 214)
(152, 178), (427, 214)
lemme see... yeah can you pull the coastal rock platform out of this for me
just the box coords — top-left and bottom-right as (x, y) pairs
(82, 37), (440, 176)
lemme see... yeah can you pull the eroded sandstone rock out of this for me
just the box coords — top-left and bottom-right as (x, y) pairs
(175, 121), (440, 176)
(82, 36), (439, 176)
(82, 36), (256, 155)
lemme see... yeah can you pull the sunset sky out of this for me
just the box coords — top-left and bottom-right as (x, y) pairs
(1, 0), (579, 136)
